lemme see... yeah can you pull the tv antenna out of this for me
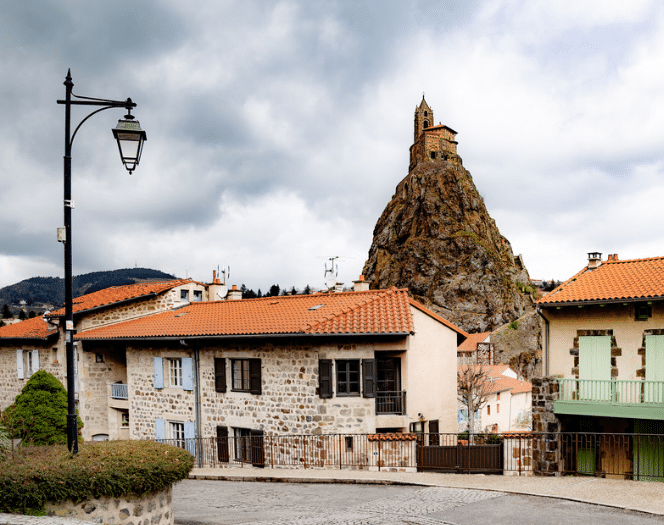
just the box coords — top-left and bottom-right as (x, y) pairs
(324, 256), (339, 290)
(216, 264), (231, 300)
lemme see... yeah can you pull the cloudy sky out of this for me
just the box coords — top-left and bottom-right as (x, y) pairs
(1, 0), (663, 294)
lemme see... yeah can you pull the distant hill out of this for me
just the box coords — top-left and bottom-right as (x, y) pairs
(0, 268), (177, 315)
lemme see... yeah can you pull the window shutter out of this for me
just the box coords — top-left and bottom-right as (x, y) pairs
(250, 429), (265, 468)
(31, 350), (40, 375)
(184, 421), (196, 456)
(154, 357), (164, 389)
(249, 359), (262, 395)
(214, 358), (227, 393)
(362, 359), (376, 398)
(216, 426), (229, 463)
(182, 357), (194, 391)
(17, 350), (24, 379)
(318, 360), (332, 398)
(155, 418), (166, 441)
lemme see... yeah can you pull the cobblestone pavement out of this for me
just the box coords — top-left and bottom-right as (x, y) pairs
(173, 480), (662, 524)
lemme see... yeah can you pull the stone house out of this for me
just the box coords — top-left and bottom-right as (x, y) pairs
(74, 285), (467, 459)
(535, 252), (664, 479)
(0, 278), (209, 434)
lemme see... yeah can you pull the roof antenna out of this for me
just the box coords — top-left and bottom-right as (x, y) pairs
(324, 256), (339, 291)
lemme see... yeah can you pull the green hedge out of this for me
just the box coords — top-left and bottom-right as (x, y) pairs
(0, 440), (194, 514)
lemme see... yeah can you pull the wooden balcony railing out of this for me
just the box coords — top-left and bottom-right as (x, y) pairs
(376, 391), (406, 415)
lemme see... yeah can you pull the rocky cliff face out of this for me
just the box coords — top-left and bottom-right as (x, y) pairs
(363, 157), (532, 333)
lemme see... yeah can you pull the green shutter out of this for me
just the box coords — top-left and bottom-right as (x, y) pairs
(578, 336), (611, 400)
(645, 335), (664, 403)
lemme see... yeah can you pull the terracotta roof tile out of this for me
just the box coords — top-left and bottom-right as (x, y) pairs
(77, 288), (429, 341)
(538, 256), (664, 305)
(0, 316), (57, 340)
(47, 279), (192, 317)
(457, 332), (490, 352)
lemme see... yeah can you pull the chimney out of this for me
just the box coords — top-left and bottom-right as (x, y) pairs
(607, 254), (619, 261)
(588, 252), (602, 269)
(227, 284), (242, 300)
(353, 275), (370, 292)
(334, 282), (344, 293)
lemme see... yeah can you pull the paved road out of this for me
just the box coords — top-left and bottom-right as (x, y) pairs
(173, 479), (662, 525)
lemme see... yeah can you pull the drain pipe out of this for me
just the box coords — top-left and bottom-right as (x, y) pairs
(181, 339), (202, 467)
(536, 306), (550, 377)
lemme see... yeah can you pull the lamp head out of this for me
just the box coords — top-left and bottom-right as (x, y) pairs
(112, 108), (147, 174)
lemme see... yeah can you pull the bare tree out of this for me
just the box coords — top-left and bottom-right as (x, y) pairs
(457, 365), (494, 440)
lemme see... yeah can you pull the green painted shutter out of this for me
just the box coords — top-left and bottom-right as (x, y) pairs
(578, 336), (611, 401)
(645, 335), (664, 403)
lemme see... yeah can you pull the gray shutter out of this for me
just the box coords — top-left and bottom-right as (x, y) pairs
(319, 360), (333, 398)
(249, 359), (262, 395)
(17, 350), (24, 379)
(155, 418), (166, 442)
(182, 357), (194, 391)
(214, 358), (227, 393)
(184, 421), (196, 456)
(154, 357), (164, 389)
(362, 359), (376, 398)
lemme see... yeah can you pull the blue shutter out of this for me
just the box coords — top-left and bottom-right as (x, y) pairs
(17, 350), (24, 379)
(154, 357), (164, 389)
(182, 357), (193, 391)
(155, 418), (166, 442)
(184, 421), (196, 456)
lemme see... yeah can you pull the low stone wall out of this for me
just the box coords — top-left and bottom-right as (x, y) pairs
(45, 486), (172, 525)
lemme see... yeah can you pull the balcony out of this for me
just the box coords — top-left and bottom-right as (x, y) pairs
(376, 391), (406, 415)
(110, 383), (128, 399)
(555, 378), (664, 420)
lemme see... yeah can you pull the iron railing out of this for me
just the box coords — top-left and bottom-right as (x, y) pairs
(110, 383), (128, 399)
(557, 378), (664, 404)
(376, 391), (406, 415)
(155, 431), (664, 481)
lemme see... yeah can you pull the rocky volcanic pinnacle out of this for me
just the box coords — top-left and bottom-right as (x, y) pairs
(362, 157), (532, 333)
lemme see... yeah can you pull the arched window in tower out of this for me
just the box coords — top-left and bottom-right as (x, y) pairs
(423, 120), (429, 129)
(424, 111), (428, 117)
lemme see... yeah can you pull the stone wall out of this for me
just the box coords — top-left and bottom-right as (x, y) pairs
(531, 376), (562, 476)
(45, 485), (172, 525)
(0, 342), (65, 411)
(123, 341), (392, 442)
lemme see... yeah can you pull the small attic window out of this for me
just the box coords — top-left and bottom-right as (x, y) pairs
(635, 304), (652, 321)
(180, 290), (189, 301)
(308, 304), (325, 310)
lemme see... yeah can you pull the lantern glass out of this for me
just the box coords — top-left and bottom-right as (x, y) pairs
(112, 117), (147, 173)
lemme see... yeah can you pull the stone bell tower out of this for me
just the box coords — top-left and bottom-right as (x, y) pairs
(409, 96), (460, 171)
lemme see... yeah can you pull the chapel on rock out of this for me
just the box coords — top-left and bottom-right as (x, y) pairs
(409, 96), (461, 171)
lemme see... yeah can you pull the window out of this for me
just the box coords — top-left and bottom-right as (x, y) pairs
(121, 411), (129, 428)
(497, 403), (500, 413)
(95, 353), (104, 363)
(336, 360), (360, 395)
(170, 421), (185, 448)
(180, 290), (189, 301)
(496, 392), (500, 401)
(233, 428), (265, 467)
(52, 348), (58, 364)
(487, 405), (491, 416)
(231, 359), (261, 394)
(193, 290), (203, 302)
(169, 358), (183, 387)
(153, 357), (193, 391)
(17, 350), (39, 379)
(430, 151), (436, 159)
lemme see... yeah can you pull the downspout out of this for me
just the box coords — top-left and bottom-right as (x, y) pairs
(181, 339), (202, 467)
(536, 306), (550, 377)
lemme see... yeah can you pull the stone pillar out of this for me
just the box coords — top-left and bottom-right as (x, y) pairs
(531, 376), (563, 476)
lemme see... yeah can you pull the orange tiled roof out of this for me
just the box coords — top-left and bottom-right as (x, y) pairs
(457, 331), (490, 352)
(77, 288), (428, 340)
(486, 376), (532, 395)
(538, 256), (664, 305)
(47, 279), (192, 317)
(0, 316), (57, 340)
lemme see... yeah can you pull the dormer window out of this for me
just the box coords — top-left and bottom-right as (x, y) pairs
(180, 290), (189, 302)
(193, 290), (203, 302)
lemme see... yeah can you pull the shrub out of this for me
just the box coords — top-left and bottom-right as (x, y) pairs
(4, 371), (83, 446)
(0, 440), (194, 514)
